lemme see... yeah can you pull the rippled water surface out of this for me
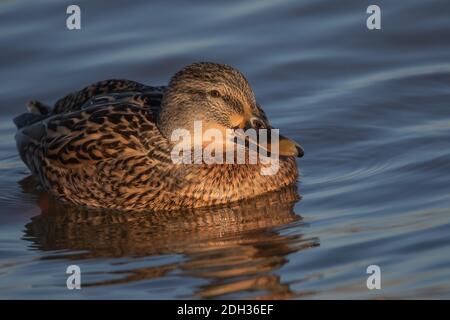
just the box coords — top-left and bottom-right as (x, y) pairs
(1, 0), (450, 299)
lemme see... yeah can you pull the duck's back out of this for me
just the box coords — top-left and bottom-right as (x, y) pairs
(14, 79), (165, 128)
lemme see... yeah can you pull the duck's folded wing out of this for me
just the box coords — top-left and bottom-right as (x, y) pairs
(17, 103), (173, 171)
(52, 79), (165, 114)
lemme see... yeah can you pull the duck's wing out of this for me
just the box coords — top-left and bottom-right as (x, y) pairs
(16, 101), (199, 210)
(80, 90), (166, 117)
(14, 80), (166, 131)
(15, 79), (167, 167)
(16, 103), (173, 173)
(52, 79), (166, 114)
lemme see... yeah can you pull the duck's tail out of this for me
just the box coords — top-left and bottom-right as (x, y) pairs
(13, 100), (51, 129)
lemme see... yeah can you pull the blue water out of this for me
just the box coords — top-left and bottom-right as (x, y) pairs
(1, 0), (450, 299)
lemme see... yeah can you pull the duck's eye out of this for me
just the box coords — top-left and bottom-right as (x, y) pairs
(250, 117), (265, 129)
(209, 90), (221, 98)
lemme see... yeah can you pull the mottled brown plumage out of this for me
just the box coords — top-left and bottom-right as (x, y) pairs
(14, 62), (302, 211)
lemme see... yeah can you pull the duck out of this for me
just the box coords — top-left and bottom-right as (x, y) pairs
(14, 62), (303, 212)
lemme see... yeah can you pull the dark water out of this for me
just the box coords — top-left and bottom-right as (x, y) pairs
(1, 0), (450, 299)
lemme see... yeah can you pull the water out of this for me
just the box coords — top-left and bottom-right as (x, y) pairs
(1, 0), (450, 299)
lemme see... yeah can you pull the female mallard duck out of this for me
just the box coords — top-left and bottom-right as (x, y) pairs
(14, 62), (303, 211)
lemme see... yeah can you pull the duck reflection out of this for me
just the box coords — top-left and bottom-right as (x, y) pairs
(21, 177), (319, 299)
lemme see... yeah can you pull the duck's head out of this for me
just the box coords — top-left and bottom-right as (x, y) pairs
(158, 62), (303, 158)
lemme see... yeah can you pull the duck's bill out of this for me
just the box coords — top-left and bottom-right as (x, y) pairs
(233, 130), (304, 158)
(278, 134), (304, 157)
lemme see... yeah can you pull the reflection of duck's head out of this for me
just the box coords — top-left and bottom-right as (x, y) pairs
(22, 181), (319, 299)
(158, 62), (303, 157)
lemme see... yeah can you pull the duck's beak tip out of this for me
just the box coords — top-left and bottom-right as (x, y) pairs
(296, 145), (304, 158)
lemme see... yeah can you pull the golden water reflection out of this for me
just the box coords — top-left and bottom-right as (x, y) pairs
(22, 178), (319, 299)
